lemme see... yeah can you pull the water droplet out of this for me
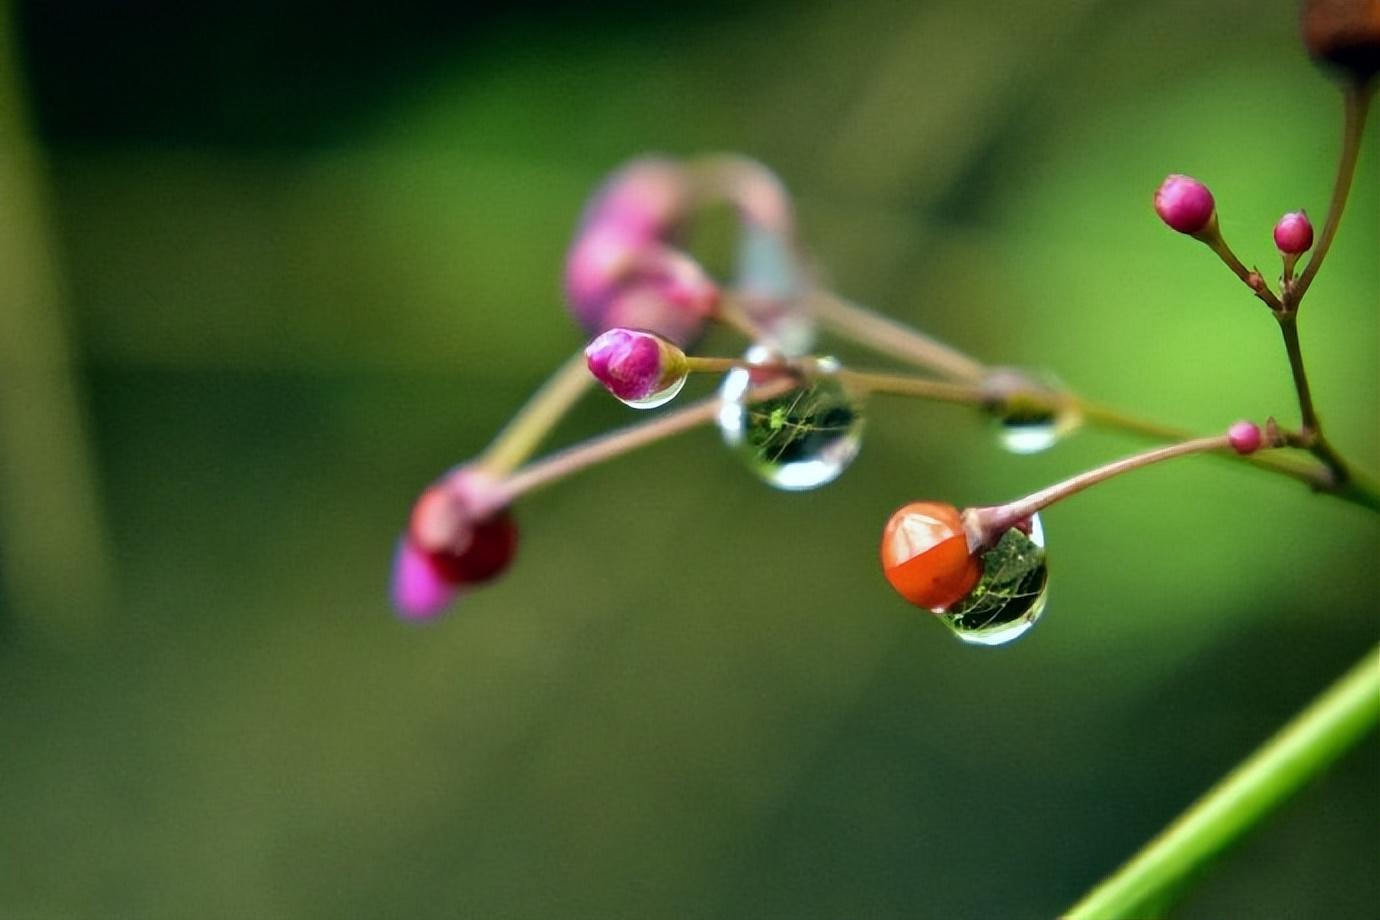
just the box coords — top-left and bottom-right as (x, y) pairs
(619, 373), (687, 410)
(996, 410), (1063, 454)
(717, 346), (864, 490)
(984, 369), (1081, 454)
(941, 515), (1048, 646)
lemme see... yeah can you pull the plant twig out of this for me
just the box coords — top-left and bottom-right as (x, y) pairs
(478, 351), (593, 475)
(497, 378), (797, 502)
(1292, 82), (1374, 303)
(809, 289), (989, 382)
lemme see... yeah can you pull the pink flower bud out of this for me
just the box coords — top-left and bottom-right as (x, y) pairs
(564, 224), (644, 331)
(1273, 210), (1314, 254)
(1154, 174), (1216, 236)
(392, 469), (517, 620)
(1228, 420), (1263, 455)
(565, 233), (717, 346)
(585, 327), (690, 408)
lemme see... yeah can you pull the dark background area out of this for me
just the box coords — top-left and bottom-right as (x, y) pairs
(1, 0), (1376, 917)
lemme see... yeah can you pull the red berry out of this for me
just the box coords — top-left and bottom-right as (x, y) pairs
(881, 502), (983, 612)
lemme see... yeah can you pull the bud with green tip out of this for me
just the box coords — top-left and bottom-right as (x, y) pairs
(585, 327), (691, 409)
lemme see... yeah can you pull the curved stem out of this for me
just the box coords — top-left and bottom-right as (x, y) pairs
(1066, 644), (1380, 920)
(677, 347), (1380, 510)
(497, 378), (796, 503)
(478, 351), (593, 476)
(1292, 82), (1374, 303)
(712, 295), (774, 341)
(973, 435), (1234, 538)
(808, 289), (989, 382)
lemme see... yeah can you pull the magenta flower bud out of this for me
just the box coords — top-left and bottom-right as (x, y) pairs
(565, 233), (718, 346)
(392, 469), (518, 620)
(1228, 420), (1263, 455)
(1154, 174), (1216, 236)
(1273, 210), (1314, 254)
(585, 327), (690, 409)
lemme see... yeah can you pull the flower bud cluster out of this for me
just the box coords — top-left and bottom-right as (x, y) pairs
(563, 159), (718, 347)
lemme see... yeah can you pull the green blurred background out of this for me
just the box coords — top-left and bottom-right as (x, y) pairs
(1, 0), (1376, 916)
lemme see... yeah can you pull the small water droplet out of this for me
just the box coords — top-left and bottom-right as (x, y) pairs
(618, 373), (687, 410)
(941, 515), (1048, 646)
(717, 346), (864, 490)
(984, 369), (1081, 454)
(996, 412), (1062, 454)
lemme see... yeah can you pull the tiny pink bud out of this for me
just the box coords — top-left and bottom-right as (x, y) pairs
(1154, 174), (1216, 235)
(1273, 210), (1314, 254)
(1228, 420), (1263, 455)
(392, 469), (518, 619)
(585, 327), (690, 409)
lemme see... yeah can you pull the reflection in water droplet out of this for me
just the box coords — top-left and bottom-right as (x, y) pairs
(618, 373), (687, 410)
(995, 405), (1083, 454)
(941, 514), (1048, 646)
(983, 369), (1082, 455)
(717, 347), (864, 491)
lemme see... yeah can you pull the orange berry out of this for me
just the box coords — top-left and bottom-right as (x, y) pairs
(881, 502), (983, 612)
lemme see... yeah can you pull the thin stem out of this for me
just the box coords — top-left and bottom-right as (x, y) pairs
(684, 355), (988, 406)
(974, 435), (1234, 538)
(1278, 316), (1322, 434)
(497, 378), (797, 503)
(808, 289), (989, 382)
(675, 350), (1380, 509)
(713, 294), (773, 341)
(1085, 398), (1374, 503)
(1292, 82), (1374, 303)
(836, 369), (988, 405)
(478, 351), (593, 476)
(1201, 227), (1284, 311)
(1277, 312), (1352, 488)
(1066, 644), (1380, 920)
(684, 355), (750, 375)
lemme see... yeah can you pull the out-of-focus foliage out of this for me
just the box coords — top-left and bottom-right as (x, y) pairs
(1, 0), (1375, 917)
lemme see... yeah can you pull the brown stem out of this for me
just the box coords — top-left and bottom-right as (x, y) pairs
(808, 289), (989, 382)
(1292, 82), (1374, 304)
(1201, 225), (1284, 311)
(971, 435), (1234, 541)
(1277, 314), (1351, 487)
(712, 295), (773, 341)
(497, 378), (797, 502)
(478, 351), (593, 475)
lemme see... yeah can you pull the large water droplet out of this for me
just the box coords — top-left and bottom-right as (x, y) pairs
(717, 346), (864, 491)
(941, 515), (1048, 646)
